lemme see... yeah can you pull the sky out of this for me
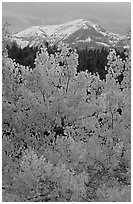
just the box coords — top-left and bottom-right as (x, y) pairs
(2, 2), (131, 35)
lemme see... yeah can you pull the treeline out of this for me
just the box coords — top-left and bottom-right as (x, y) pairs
(6, 41), (126, 79)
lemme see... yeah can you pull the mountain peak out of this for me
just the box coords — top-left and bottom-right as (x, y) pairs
(63, 18), (97, 28)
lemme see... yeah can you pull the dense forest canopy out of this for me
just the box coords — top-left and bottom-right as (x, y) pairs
(2, 24), (131, 202)
(7, 41), (127, 80)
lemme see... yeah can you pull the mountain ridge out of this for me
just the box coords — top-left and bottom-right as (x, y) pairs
(11, 19), (129, 50)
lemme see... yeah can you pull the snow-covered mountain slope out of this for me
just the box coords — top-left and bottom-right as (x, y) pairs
(11, 19), (129, 50)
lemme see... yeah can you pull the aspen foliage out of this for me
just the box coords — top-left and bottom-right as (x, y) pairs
(2, 38), (131, 201)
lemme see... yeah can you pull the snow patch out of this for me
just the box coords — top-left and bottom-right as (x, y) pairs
(85, 37), (92, 42)
(96, 42), (110, 47)
(77, 36), (91, 43)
